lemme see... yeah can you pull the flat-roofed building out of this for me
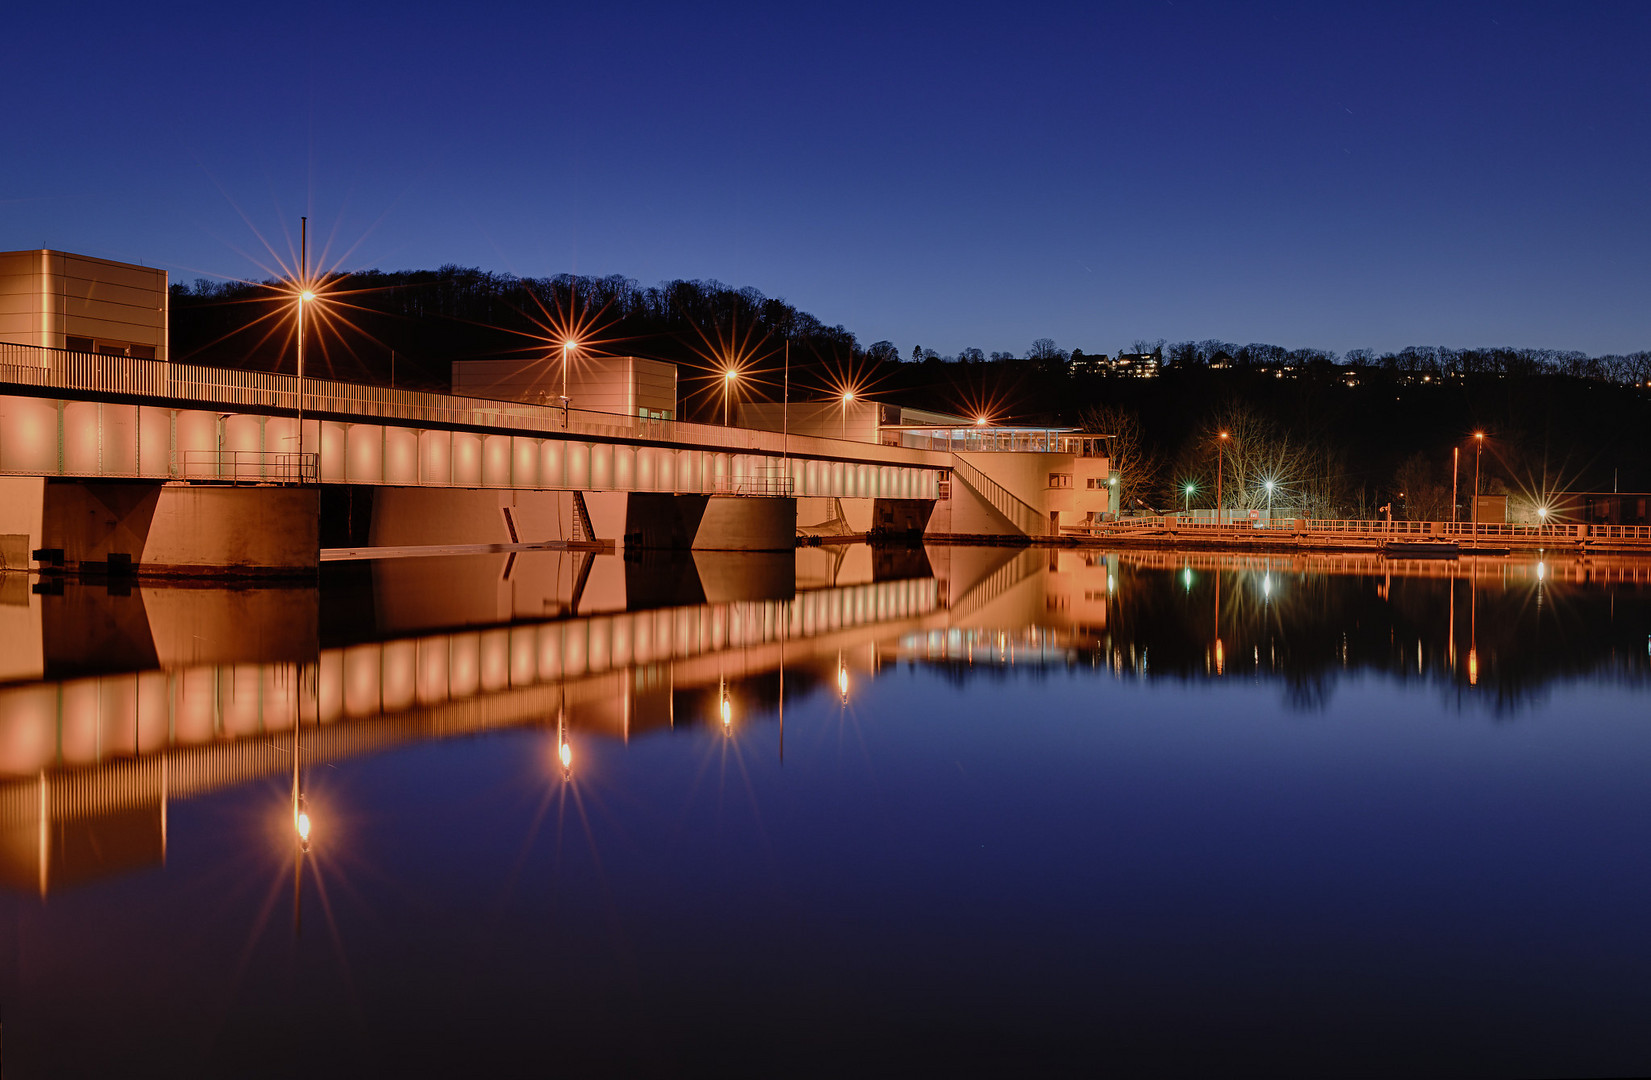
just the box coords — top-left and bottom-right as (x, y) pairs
(0, 249), (168, 360)
(451, 355), (677, 419)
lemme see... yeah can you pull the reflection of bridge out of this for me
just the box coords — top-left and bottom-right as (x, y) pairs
(0, 541), (1111, 893)
(0, 569), (942, 893)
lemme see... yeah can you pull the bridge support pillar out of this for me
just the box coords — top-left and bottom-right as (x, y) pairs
(625, 494), (795, 552)
(4, 479), (318, 578)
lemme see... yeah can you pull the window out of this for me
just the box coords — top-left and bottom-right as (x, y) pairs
(66, 336), (94, 353)
(1048, 473), (1072, 489)
(937, 478), (952, 500)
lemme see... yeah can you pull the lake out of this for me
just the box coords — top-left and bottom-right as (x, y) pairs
(0, 545), (1647, 1077)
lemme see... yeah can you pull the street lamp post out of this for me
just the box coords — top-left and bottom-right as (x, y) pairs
(1215, 431), (1230, 526)
(1184, 483), (1195, 514)
(1471, 431), (1485, 547)
(560, 338), (576, 427)
(1264, 479), (1275, 529)
(723, 367), (738, 426)
(842, 390), (853, 440)
(296, 216), (310, 462)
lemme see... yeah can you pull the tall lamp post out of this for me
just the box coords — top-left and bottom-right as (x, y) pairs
(723, 367), (738, 426)
(841, 390), (853, 440)
(1215, 431), (1230, 526)
(560, 338), (576, 427)
(1264, 479), (1275, 529)
(1471, 431), (1485, 546)
(296, 216), (311, 464)
(1184, 483), (1195, 514)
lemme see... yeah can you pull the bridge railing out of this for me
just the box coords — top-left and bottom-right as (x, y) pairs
(172, 450), (319, 485)
(712, 474), (798, 496)
(0, 341), (947, 470)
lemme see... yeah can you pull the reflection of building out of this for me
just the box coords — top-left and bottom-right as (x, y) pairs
(0, 249), (168, 360)
(452, 355), (677, 419)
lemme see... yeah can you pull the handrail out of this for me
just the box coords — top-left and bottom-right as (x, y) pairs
(713, 475), (797, 496)
(950, 459), (1048, 537)
(0, 341), (947, 471)
(172, 450), (319, 485)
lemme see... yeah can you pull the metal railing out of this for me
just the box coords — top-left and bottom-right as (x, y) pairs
(172, 450), (319, 485)
(0, 341), (947, 470)
(712, 474), (797, 496)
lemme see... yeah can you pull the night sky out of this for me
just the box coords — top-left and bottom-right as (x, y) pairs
(5, 1), (1647, 357)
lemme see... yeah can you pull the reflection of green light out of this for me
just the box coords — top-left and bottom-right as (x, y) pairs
(1182, 567), (1193, 590)
(1263, 573), (1273, 596)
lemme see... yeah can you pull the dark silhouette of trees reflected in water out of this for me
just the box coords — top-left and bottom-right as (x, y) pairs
(922, 559), (1651, 716)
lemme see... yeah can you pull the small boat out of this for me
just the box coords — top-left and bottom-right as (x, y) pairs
(1383, 540), (1460, 558)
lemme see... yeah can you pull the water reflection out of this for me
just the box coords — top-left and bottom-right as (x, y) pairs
(0, 546), (1646, 894)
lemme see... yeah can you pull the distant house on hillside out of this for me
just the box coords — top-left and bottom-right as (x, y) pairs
(1111, 352), (1161, 378)
(1068, 351), (1109, 376)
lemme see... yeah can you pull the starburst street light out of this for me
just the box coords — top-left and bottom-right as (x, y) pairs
(559, 337), (580, 426)
(841, 390), (854, 440)
(1184, 482), (1196, 514)
(723, 366), (740, 426)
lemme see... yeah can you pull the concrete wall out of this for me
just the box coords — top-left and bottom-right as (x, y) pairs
(37, 481), (317, 576)
(936, 451), (1110, 535)
(694, 496), (796, 551)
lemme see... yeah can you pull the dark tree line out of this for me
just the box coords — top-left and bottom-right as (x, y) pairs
(170, 268), (1651, 506)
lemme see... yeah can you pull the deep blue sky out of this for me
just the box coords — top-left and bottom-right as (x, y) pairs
(5, 1), (1647, 357)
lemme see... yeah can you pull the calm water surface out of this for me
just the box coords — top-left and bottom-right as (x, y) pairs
(0, 546), (1647, 1077)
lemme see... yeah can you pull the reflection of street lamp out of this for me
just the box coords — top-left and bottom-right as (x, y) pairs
(557, 705), (572, 779)
(719, 676), (732, 733)
(838, 657), (849, 704)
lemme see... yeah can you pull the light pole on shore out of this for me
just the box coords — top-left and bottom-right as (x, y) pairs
(1471, 431), (1485, 546)
(560, 338), (576, 427)
(723, 367), (739, 426)
(1215, 431), (1230, 526)
(1264, 479), (1275, 529)
(842, 389), (853, 440)
(1184, 483), (1195, 514)
(296, 217), (311, 462)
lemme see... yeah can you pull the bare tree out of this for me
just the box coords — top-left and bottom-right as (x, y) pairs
(1079, 403), (1159, 516)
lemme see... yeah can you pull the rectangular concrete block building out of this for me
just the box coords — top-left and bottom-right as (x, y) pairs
(0, 249), (168, 360)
